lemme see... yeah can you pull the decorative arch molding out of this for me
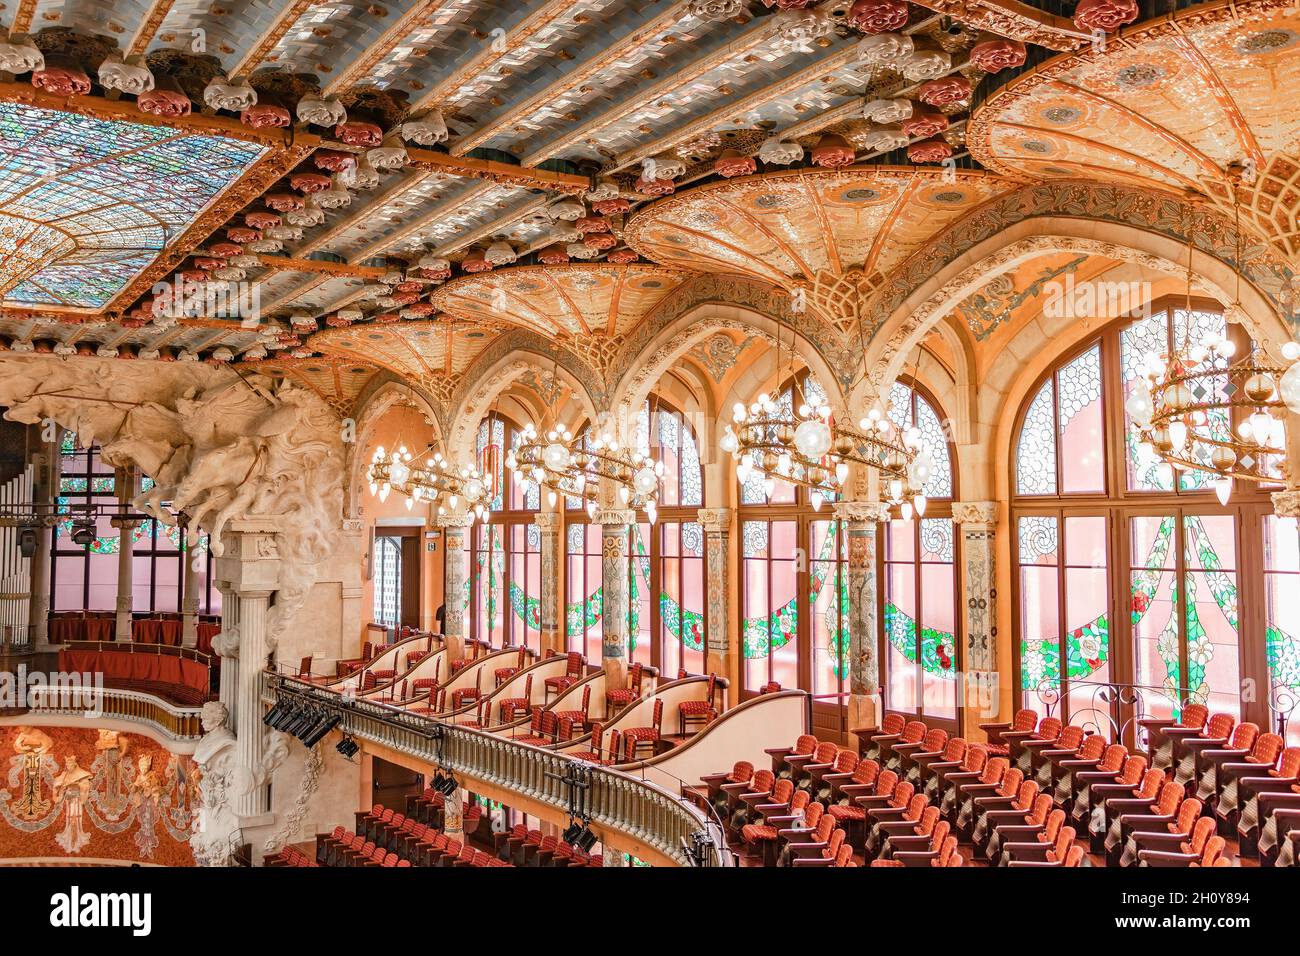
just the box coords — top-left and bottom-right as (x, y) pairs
(445, 335), (602, 463)
(612, 274), (860, 393)
(857, 219), (1292, 415)
(344, 376), (442, 519)
(610, 301), (847, 441)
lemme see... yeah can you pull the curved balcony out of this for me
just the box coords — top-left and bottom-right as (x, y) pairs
(263, 670), (728, 867)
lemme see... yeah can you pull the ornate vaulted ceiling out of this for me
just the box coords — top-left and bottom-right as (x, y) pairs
(0, 0), (1284, 416)
(969, 0), (1300, 260)
(624, 166), (1017, 329)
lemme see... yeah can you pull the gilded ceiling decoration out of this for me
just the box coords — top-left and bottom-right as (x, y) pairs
(0, 0), (1286, 396)
(624, 165), (1018, 330)
(237, 353), (377, 417)
(969, 0), (1300, 262)
(431, 263), (694, 372)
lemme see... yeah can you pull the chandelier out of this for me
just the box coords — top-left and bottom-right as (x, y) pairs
(368, 445), (493, 517)
(1128, 334), (1292, 503)
(506, 421), (663, 522)
(721, 393), (931, 515)
(1128, 191), (1299, 504)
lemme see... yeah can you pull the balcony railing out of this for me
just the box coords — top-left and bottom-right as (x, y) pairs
(264, 671), (726, 867)
(23, 683), (204, 740)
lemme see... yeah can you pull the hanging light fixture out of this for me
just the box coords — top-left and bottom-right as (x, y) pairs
(508, 420), (663, 522)
(720, 317), (920, 509)
(1131, 179), (1294, 502)
(368, 444), (492, 515)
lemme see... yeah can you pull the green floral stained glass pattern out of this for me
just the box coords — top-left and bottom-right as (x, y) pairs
(885, 604), (958, 679)
(741, 521), (839, 659)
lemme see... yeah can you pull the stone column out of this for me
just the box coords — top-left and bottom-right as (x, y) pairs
(111, 517), (138, 642)
(215, 519), (287, 827)
(181, 534), (201, 648)
(838, 501), (890, 738)
(953, 501), (999, 721)
(28, 435), (59, 651)
(535, 510), (563, 656)
(599, 509), (635, 689)
(112, 467), (136, 643)
(697, 508), (732, 679)
(438, 512), (473, 662)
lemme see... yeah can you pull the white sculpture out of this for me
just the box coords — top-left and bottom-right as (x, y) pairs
(190, 702), (241, 867)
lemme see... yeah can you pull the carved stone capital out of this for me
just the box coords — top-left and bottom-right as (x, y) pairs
(952, 500), (998, 526)
(696, 507), (731, 533)
(835, 500), (890, 524)
(1272, 490), (1300, 518)
(596, 509), (637, 528)
(534, 511), (562, 532)
(435, 512), (476, 529)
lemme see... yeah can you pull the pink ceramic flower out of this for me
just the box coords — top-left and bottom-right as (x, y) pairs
(917, 76), (972, 107)
(907, 138), (953, 164)
(810, 134), (856, 168)
(334, 121), (383, 147)
(901, 106), (949, 139)
(714, 149), (757, 177)
(969, 37), (1028, 72)
(848, 0), (910, 34)
(137, 88), (191, 117)
(1073, 0), (1138, 32)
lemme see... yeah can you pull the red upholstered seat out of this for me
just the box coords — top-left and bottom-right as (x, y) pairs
(544, 652), (585, 700)
(606, 662), (645, 711)
(622, 699), (665, 760)
(554, 685), (592, 730)
(498, 675), (533, 723)
(678, 674), (720, 735)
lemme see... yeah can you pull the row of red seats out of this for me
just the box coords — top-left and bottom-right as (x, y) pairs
(265, 845), (318, 867)
(492, 824), (602, 867)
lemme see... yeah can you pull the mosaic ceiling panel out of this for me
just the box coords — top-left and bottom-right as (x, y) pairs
(308, 318), (491, 381)
(0, 101), (264, 310)
(430, 263), (692, 338)
(969, 0), (1300, 258)
(624, 167), (1018, 289)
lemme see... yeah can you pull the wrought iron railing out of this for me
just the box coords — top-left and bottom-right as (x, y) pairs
(1034, 676), (1300, 746)
(263, 671), (726, 867)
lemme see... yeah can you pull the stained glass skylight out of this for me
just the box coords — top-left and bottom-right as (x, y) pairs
(0, 101), (266, 310)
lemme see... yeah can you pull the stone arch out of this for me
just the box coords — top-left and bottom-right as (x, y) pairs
(859, 218), (1291, 419)
(344, 376), (442, 519)
(610, 301), (846, 443)
(445, 344), (601, 464)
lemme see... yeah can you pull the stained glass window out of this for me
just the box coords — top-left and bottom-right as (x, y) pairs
(1264, 516), (1300, 743)
(1016, 380), (1057, 495)
(566, 522), (602, 663)
(471, 413), (540, 649)
(885, 517), (958, 721)
(888, 382), (954, 499)
(1014, 301), (1266, 737)
(659, 521), (706, 676)
(638, 398), (704, 508)
(373, 537), (402, 629)
(51, 437), (217, 616)
(742, 519), (799, 692)
(0, 102), (265, 309)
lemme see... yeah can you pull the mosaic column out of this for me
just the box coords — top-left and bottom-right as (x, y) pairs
(438, 513), (473, 662)
(837, 501), (890, 735)
(535, 510), (563, 656)
(599, 509), (635, 689)
(953, 501), (999, 721)
(697, 508), (731, 678)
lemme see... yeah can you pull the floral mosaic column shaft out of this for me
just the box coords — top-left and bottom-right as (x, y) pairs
(535, 511), (562, 655)
(439, 513), (473, 661)
(838, 502), (889, 732)
(697, 508), (731, 675)
(954, 501), (999, 720)
(600, 510), (636, 688)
